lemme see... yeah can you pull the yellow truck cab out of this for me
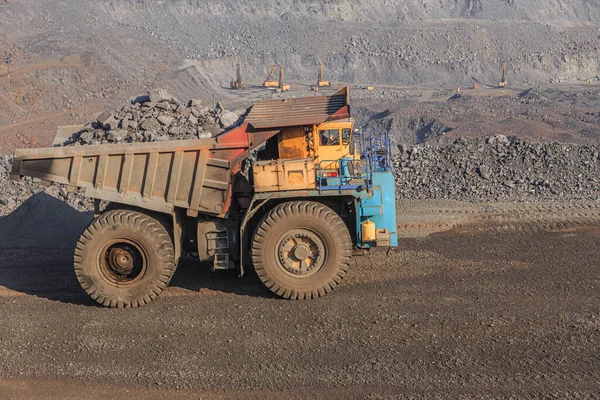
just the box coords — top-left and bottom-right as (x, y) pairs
(313, 119), (355, 169)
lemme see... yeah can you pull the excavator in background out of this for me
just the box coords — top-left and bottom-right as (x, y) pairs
(11, 87), (397, 308)
(264, 64), (290, 91)
(312, 61), (331, 92)
(229, 59), (244, 90)
(277, 66), (290, 92)
(498, 62), (507, 88)
(263, 64), (279, 88)
(317, 61), (331, 88)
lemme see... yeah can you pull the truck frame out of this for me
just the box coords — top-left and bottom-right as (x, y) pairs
(11, 87), (397, 307)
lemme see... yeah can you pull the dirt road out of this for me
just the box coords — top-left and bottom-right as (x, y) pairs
(0, 206), (599, 399)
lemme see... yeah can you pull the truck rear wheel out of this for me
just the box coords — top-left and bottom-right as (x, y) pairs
(251, 201), (352, 299)
(74, 210), (176, 308)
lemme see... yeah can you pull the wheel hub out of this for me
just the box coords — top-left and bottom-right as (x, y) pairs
(292, 244), (310, 260)
(99, 240), (147, 287)
(108, 248), (134, 274)
(277, 229), (325, 277)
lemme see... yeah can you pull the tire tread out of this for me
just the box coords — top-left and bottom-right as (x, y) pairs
(74, 209), (176, 308)
(251, 201), (351, 300)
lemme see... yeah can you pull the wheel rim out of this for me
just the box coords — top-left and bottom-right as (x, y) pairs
(98, 239), (147, 287)
(276, 229), (326, 277)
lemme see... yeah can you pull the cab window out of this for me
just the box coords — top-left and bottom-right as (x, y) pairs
(342, 128), (351, 145)
(319, 129), (340, 146)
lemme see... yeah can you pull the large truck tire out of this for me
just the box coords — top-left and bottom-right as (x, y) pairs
(251, 201), (352, 299)
(74, 209), (176, 308)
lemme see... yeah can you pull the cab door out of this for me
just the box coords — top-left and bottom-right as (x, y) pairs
(315, 127), (352, 169)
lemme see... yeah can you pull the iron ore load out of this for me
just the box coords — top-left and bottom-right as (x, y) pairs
(10, 87), (397, 307)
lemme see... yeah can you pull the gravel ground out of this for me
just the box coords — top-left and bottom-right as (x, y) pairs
(0, 214), (599, 398)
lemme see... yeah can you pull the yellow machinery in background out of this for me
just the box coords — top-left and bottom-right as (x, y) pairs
(278, 66), (290, 92)
(263, 64), (279, 87)
(230, 59), (244, 90)
(498, 62), (507, 88)
(264, 64), (290, 91)
(317, 61), (330, 87)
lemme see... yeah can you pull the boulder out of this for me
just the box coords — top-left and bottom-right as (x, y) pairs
(219, 110), (240, 129)
(148, 88), (178, 104)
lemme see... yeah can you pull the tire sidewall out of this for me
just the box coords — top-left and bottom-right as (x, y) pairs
(257, 208), (348, 291)
(78, 216), (167, 303)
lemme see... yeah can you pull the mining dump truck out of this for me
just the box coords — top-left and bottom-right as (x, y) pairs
(11, 87), (397, 307)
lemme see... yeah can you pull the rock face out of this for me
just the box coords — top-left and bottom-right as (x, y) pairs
(61, 89), (241, 146)
(394, 135), (600, 202)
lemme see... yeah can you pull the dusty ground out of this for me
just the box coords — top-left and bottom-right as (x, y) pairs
(0, 204), (599, 399)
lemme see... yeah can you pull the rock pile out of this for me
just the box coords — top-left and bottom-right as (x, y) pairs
(62, 89), (241, 146)
(0, 155), (92, 217)
(0, 193), (93, 248)
(395, 135), (600, 202)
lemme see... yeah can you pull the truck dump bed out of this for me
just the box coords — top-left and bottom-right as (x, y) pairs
(11, 126), (250, 217)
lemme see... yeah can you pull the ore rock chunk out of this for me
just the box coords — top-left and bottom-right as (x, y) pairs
(219, 110), (240, 129)
(140, 119), (161, 131)
(157, 116), (174, 126)
(478, 165), (491, 179)
(148, 88), (179, 104)
(96, 112), (113, 124)
(156, 101), (171, 111)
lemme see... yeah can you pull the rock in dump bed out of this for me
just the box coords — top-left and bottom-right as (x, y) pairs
(61, 88), (241, 146)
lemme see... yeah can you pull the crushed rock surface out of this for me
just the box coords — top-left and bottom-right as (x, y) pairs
(395, 135), (600, 202)
(0, 193), (92, 248)
(0, 155), (92, 217)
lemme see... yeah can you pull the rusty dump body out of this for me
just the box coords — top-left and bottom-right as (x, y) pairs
(10, 87), (397, 307)
(12, 125), (251, 218)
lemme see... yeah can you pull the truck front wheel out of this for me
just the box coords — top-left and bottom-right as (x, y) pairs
(251, 201), (352, 299)
(74, 210), (176, 308)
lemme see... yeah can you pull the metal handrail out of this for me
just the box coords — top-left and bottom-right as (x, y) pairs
(316, 159), (364, 193)
(315, 129), (393, 193)
(364, 129), (393, 172)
